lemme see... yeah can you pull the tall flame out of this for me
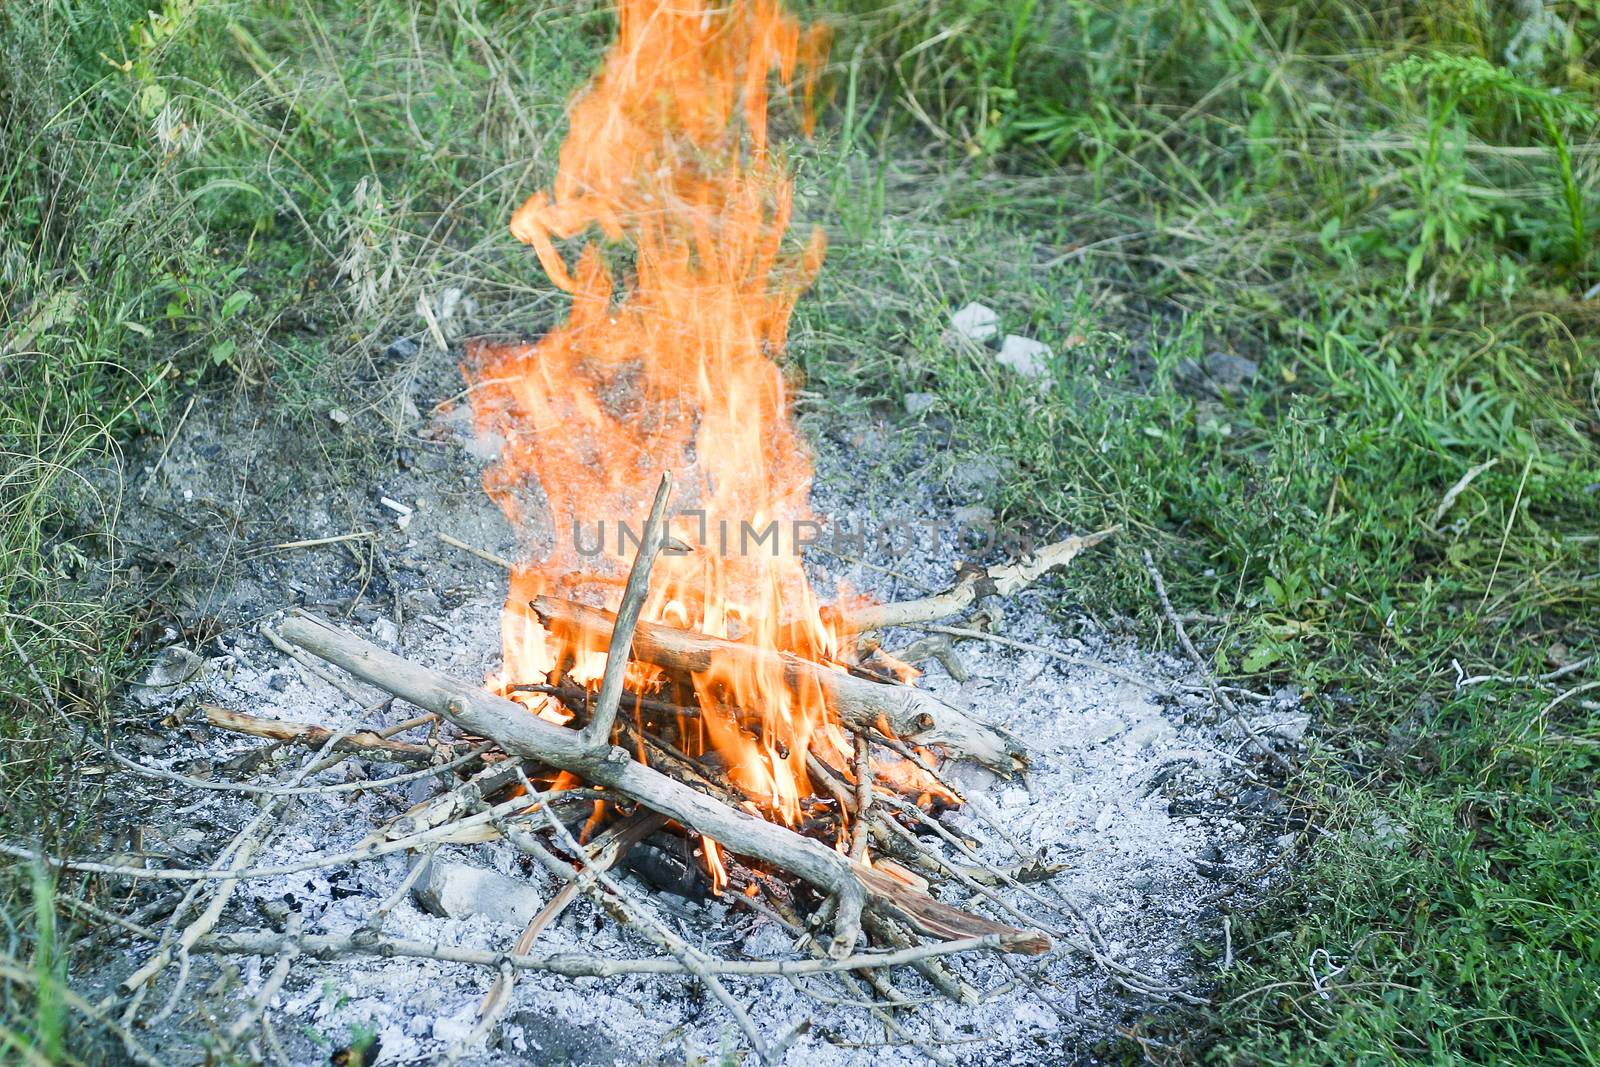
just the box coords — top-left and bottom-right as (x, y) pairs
(465, 0), (844, 839)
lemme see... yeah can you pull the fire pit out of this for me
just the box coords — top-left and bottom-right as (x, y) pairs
(29, 0), (1299, 1062)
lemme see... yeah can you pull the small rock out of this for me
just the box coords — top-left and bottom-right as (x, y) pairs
(1178, 351), (1259, 397)
(371, 617), (400, 646)
(328, 407), (350, 427)
(403, 589), (442, 616)
(996, 335), (1052, 379)
(130, 645), (204, 704)
(413, 859), (545, 927)
(1093, 805), (1115, 832)
(1260, 712), (1310, 743)
(383, 336), (419, 362)
(903, 391), (939, 416)
(947, 302), (1000, 344)
(1352, 811), (1407, 850)
(949, 456), (1010, 494)
(1236, 786), (1285, 815)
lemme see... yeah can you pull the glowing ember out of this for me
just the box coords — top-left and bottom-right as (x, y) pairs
(464, 0), (932, 886)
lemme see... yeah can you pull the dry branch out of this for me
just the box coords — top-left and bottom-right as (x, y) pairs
(196, 929), (1024, 978)
(203, 705), (459, 762)
(530, 596), (1026, 776)
(842, 528), (1117, 633)
(276, 612), (1049, 957)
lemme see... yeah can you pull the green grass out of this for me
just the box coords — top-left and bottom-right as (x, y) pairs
(4, 0), (1599, 1061)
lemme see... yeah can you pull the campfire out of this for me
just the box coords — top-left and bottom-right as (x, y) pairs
(50, 1), (1276, 1061)
(268, 0), (1100, 1043)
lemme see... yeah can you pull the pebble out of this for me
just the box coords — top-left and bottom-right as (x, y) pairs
(947, 301), (1000, 344)
(996, 334), (1052, 379)
(412, 859), (546, 927)
(903, 391), (939, 416)
(129, 646), (204, 705)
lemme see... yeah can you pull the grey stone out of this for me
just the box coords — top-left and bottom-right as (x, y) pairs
(129, 645), (204, 704)
(1260, 711), (1310, 743)
(996, 334), (1052, 379)
(903, 391), (939, 416)
(383, 336), (419, 361)
(412, 859), (545, 927)
(947, 301), (1000, 344)
(1178, 351), (1259, 397)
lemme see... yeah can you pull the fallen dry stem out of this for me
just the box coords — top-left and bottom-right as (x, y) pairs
(842, 529), (1117, 633)
(203, 705), (459, 761)
(1141, 551), (1293, 776)
(583, 471), (673, 748)
(197, 929), (1022, 978)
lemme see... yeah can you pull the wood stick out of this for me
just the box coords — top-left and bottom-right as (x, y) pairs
(849, 734), (873, 862)
(276, 612), (1049, 956)
(584, 471), (673, 748)
(841, 528), (1117, 633)
(203, 705), (456, 761)
(530, 596), (1026, 777)
(196, 928), (1025, 977)
(467, 811), (668, 1056)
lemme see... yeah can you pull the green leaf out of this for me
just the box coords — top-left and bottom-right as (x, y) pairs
(209, 338), (236, 365)
(1242, 639), (1285, 673)
(221, 290), (253, 319)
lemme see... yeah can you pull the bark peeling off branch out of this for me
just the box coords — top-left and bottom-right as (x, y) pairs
(530, 596), (1027, 777)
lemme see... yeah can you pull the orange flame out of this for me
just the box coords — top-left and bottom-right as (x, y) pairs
(464, 1), (957, 884)
(466, 0), (835, 832)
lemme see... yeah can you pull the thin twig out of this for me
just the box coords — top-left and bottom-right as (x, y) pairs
(260, 623), (373, 706)
(195, 928), (1019, 978)
(436, 531), (515, 570)
(531, 779), (775, 1065)
(224, 913), (301, 1048)
(106, 739), (492, 798)
(0, 791), (552, 882)
(923, 625), (1180, 695)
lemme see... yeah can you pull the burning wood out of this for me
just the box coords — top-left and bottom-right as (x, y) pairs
(528, 594), (1027, 777)
(276, 612), (1051, 958)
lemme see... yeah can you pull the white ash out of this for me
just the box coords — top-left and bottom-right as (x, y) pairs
(85, 409), (1291, 1066)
